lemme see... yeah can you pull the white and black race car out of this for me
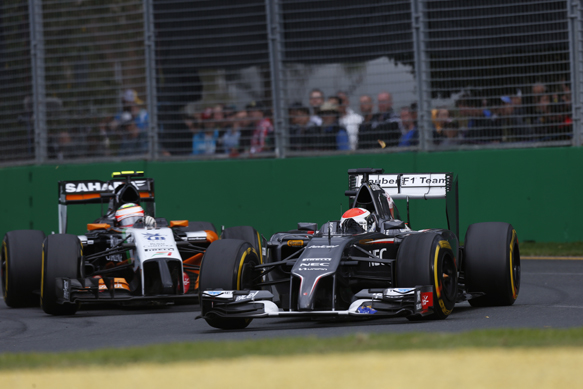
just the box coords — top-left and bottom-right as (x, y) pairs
(2, 171), (261, 315)
(198, 168), (520, 329)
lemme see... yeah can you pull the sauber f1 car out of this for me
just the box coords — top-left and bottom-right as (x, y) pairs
(2, 171), (262, 315)
(198, 168), (520, 329)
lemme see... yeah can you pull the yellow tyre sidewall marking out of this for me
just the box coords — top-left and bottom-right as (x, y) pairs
(434, 240), (452, 315)
(236, 247), (256, 290)
(509, 229), (517, 300)
(3, 241), (8, 300)
(40, 243), (46, 307)
(256, 231), (263, 264)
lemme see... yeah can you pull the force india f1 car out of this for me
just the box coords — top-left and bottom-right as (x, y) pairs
(198, 168), (520, 329)
(2, 171), (263, 315)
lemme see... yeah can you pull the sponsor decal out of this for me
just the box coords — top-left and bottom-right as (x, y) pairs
(151, 251), (172, 257)
(144, 248), (175, 252)
(64, 180), (148, 193)
(372, 293), (383, 300)
(299, 263), (330, 267)
(235, 291), (259, 302)
(357, 305), (377, 314)
(308, 245), (338, 249)
(302, 258), (332, 262)
(63, 279), (70, 300)
(421, 292), (433, 310)
(183, 272), (190, 293)
(287, 240), (304, 247)
(203, 291), (233, 298)
(142, 233), (165, 241)
(296, 268), (330, 271)
(384, 288), (415, 298)
(395, 288), (415, 293)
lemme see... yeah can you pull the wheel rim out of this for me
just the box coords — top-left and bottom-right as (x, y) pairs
(441, 253), (457, 302)
(511, 240), (521, 297)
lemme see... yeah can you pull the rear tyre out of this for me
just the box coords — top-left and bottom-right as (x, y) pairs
(2, 230), (46, 307)
(199, 239), (261, 329)
(41, 234), (82, 315)
(396, 232), (458, 320)
(221, 226), (264, 264)
(464, 222), (520, 307)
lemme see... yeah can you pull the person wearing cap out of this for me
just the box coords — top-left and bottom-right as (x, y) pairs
(318, 100), (349, 151)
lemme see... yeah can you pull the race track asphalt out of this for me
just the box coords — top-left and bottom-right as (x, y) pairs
(1, 259), (582, 354)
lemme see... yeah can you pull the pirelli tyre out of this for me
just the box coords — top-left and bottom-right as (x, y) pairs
(2, 230), (46, 307)
(198, 239), (261, 330)
(396, 232), (458, 320)
(41, 234), (82, 315)
(221, 226), (264, 264)
(464, 222), (520, 307)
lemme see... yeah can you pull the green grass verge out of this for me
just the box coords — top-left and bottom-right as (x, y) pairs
(2, 328), (583, 371)
(519, 241), (583, 256)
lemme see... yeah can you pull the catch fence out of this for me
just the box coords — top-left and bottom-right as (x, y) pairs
(0, 0), (579, 164)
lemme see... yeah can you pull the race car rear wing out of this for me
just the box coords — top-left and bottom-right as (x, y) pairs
(346, 168), (459, 238)
(58, 172), (155, 233)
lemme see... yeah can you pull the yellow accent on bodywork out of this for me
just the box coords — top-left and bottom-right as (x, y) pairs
(256, 231), (263, 264)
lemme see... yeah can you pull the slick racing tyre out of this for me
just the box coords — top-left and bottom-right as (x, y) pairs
(198, 239), (261, 330)
(221, 226), (264, 264)
(396, 232), (458, 320)
(185, 221), (216, 234)
(464, 222), (520, 307)
(41, 234), (82, 315)
(2, 230), (46, 307)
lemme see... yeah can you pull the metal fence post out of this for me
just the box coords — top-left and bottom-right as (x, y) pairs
(265, 0), (287, 158)
(28, 0), (47, 163)
(143, 0), (159, 159)
(568, 0), (582, 147)
(411, 0), (431, 151)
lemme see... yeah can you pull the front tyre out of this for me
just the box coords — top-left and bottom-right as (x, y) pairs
(198, 239), (261, 329)
(41, 234), (82, 315)
(2, 230), (46, 307)
(464, 222), (520, 307)
(396, 232), (458, 320)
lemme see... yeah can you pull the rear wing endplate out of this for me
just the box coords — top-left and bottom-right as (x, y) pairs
(347, 169), (459, 238)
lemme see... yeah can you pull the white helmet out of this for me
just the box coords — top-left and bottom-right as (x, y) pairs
(340, 208), (376, 232)
(114, 203), (144, 227)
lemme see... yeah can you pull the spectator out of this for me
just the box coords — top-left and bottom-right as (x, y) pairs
(337, 91), (363, 150)
(118, 111), (147, 156)
(463, 97), (502, 143)
(496, 96), (528, 142)
(440, 120), (462, 147)
(220, 110), (245, 157)
(318, 101), (348, 150)
(397, 106), (418, 147)
(359, 91), (400, 149)
(192, 108), (219, 155)
(248, 101), (274, 154)
(122, 89), (148, 133)
(432, 107), (450, 141)
(308, 88), (324, 126)
(288, 103), (317, 151)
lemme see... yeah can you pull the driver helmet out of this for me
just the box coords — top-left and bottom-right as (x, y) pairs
(340, 208), (376, 232)
(114, 203), (144, 227)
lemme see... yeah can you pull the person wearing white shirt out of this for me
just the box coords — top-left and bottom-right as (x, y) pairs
(337, 91), (363, 150)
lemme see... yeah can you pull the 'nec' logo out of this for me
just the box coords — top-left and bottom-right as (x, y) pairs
(142, 233), (165, 241)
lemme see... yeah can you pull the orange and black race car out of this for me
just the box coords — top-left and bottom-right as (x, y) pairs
(2, 171), (263, 315)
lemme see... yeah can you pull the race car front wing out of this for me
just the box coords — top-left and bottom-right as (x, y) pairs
(197, 286), (436, 320)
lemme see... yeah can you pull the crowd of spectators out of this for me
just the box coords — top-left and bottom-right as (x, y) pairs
(54, 81), (572, 160)
(286, 81), (573, 151)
